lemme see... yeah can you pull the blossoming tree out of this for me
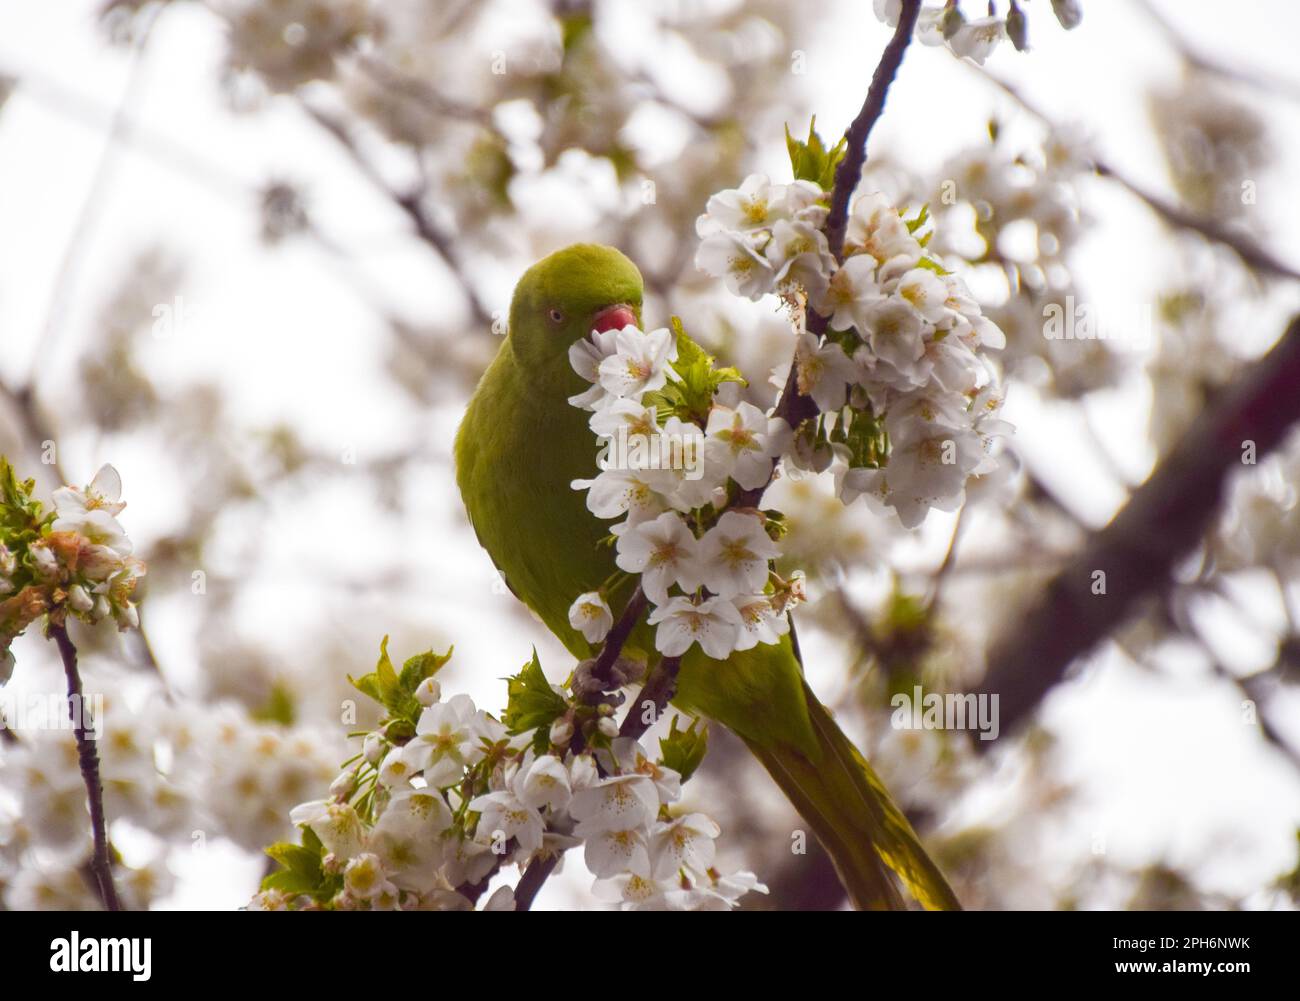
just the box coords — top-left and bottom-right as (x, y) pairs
(3, 0), (1299, 912)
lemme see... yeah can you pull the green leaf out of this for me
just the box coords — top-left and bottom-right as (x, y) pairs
(260, 867), (321, 897)
(502, 649), (568, 737)
(903, 203), (930, 234)
(784, 117), (846, 191)
(265, 841), (323, 880)
(644, 318), (746, 427)
(251, 682), (296, 726)
(0, 456), (44, 543)
(348, 636), (425, 723)
(659, 716), (709, 782)
(259, 826), (343, 901)
(399, 647), (453, 694)
(915, 256), (950, 276)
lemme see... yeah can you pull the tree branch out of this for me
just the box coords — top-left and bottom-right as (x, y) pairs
(299, 101), (497, 329)
(618, 655), (683, 741)
(978, 314), (1300, 741)
(1133, 0), (1300, 105)
(736, 0), (922, 507)
(824, 0), (922, 260)
(49, 622), (122, 911)
(491, 584), (651, 911)
(971, 67), (1300, 284)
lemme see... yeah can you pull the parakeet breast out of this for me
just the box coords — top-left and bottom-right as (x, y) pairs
(455, 342), (616, 659)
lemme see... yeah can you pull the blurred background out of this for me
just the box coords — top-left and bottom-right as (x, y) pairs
(1, 0), (1299, 910)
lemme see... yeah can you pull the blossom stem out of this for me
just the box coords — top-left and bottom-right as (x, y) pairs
(474, 586), (652, 910)
(585, 585), (649, 697)
(618, 655), (683, 741)
(823, 0), (922, 261)
(980, 314), (1300, 740)
(513, 853), (559, 911)
(49, 621), (122, 912)
(736, 3), (922, 509)
(972, 66), (1300, 284)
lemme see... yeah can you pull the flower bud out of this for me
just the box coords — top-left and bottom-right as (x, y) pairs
(68, 584), (94, 614)
(29, 544), (58, 580)
(549, 717), (574, 746)
(363, 731), (385, 765)
(941, 2), (966, 40)
(597, 717), (619, 738)
(1051, 0), (1082, 30)
(329, 770), (356, 798)
(414, 676), (441, 707)
(1006, 2), (1028, 51)
(115, 601), (140, 630)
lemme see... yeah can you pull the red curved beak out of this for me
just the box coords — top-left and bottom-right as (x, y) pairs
(591, 303), (637, 334)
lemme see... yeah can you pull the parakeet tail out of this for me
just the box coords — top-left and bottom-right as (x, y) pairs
(740, 682), (962, 911)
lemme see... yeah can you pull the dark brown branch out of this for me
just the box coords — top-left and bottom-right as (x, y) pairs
(590, 586), (648, 684)
(512, 852), (559, 911)
(501, 584), (650, 911)
(824, 0), (922, 260)
(734, 2), (921, 508)
(618, 655), (683, 741)
(299, 101), (496, 329)
(978, 315), (1300, 741)
(973, 68), (1300, 284)
(49, 622), (122, 911)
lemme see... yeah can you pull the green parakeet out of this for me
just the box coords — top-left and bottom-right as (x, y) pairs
(455, 243), (959, 910)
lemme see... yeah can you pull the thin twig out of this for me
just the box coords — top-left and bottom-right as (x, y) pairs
(500, 584), (650, 911)
(1133, 0), (1300, 105)
(49, 622), (122, 911)
(590, 586), (648, 681)
(735, 0), (922, 507)
(353, 54), (500, 133)
(971, 67), (1300, 284)
(299, 100), (497, 328)
(824, 0), (922, 260)
(618, 655), (683, 741)
(1094, 164), (1300, 283)
(28, 10), (160, 385)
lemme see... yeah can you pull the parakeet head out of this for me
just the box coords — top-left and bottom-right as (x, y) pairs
(507, 243), (644, 371)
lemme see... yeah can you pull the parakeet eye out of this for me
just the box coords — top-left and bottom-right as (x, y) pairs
(548, 308), (564, 324)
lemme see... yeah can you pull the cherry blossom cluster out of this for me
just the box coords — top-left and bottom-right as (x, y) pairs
(0, 677), (340, 909)
(1, 463), (145, 678)
(220, 0), (372, 92)
(693, 172), (1011, 528)
(873, 0), (1082, 63)
(566, 325), (807, 661)
(253, 645), (765, 910)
